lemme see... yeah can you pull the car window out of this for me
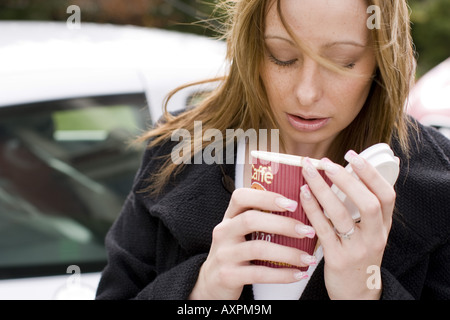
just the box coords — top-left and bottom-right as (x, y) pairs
(0, 93), (151, 279)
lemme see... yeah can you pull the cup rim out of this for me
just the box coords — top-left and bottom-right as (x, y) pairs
(250, 150), (324, 169)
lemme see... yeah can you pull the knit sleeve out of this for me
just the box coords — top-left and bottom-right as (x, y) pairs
(420, 237), (450, 299)
(95, 140), (209, 300)
(419, 126), (450, 299)
(379, 267), (414, 300)
(95, 189), (208, 300)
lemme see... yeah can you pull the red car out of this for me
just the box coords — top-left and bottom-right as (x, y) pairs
(408, 58), (450, 139)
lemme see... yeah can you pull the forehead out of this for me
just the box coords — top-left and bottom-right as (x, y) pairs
(265, 0), (370, 47)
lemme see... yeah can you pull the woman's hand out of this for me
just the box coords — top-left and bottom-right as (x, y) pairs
(300, 150), (396, 300)
(189, 188), (317, 300)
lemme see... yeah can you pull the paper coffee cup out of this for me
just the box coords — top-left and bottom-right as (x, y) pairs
(250, 151), (330, 300)
(249, 151), (331, 270)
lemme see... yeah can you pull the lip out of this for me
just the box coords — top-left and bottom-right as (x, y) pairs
(287, 113), (330, 132)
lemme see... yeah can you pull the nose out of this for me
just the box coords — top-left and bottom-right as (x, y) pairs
(295, 57), (322, 107)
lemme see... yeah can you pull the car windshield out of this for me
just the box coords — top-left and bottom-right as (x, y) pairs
(0, 93), (151, 279)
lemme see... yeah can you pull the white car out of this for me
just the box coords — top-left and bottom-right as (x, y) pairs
(0, 21), (226, 299)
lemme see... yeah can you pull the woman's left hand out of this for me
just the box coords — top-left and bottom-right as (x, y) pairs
(300, 150), (396, 300)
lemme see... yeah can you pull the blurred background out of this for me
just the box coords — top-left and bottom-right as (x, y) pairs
(1, 0), (449, 76)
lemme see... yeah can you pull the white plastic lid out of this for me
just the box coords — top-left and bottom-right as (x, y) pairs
(328, 143), (400, 220)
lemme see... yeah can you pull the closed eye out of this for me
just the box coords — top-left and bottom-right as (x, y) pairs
(345, 62), (356, 69)
(268, 54), (297, 67)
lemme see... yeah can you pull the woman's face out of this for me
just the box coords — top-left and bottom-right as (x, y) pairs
(260, 0), (377, 157)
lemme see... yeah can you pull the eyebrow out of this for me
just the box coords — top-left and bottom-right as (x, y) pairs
(264, 35), (367, 48)
(324, 41), (367, 48)
(264, 35), (295, 45)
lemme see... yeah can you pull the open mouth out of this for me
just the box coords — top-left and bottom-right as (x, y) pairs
(295, 115), (320, 121)
(287, 114), (330, 132)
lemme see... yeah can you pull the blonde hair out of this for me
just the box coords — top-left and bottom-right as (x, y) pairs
(139, 0), (416, 193)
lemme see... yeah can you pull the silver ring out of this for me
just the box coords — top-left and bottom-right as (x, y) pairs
(334, 224), (356, 240)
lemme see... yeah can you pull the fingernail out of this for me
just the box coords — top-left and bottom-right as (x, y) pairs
(275, 197), (298, 212)
(321, 157), (339, 175)
(294, 271), (309, 281)
(303, 157), (318, 178)
(300, 184), (312, 201)
(295, 224), (315, 238)
(301, 254), (317, 266)
(345, 150), (365, 170)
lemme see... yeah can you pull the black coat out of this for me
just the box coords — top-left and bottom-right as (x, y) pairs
(96, 121), (450, 300)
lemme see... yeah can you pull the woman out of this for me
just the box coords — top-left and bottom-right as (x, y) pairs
(96, 0), (450, 300)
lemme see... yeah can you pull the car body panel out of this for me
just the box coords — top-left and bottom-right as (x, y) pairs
(0, 21), (226, 299)
(408, 58), (450, 138)
(0, 21), (227, 119)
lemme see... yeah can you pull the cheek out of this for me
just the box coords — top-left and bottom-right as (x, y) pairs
(331, 76), (374, 118)
(327, 53), (377, 115)
(261, 65), (293, 108)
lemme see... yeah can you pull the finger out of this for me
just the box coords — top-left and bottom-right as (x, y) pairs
(344, 150), (397, 226)
(238, 265), (309, 285)
(319, 157), (385, 234)
(301, 157), (355, 236)
(224, 188), (298, 219)
(226, 210), (316, 240)
(236, 240), (317, 269)
(300, 184), (340, 246)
